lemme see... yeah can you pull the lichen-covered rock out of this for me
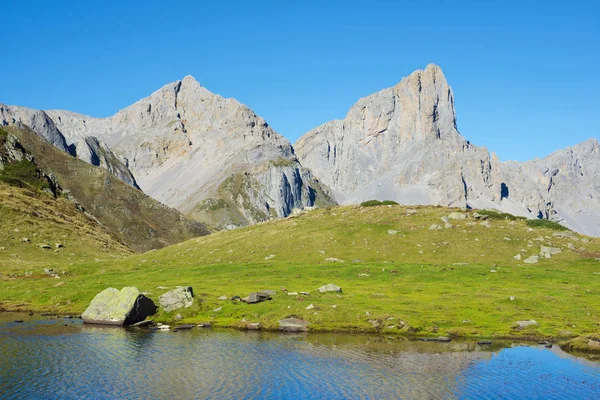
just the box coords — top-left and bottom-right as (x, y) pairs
(540, 246), (562, 259)
(82, 287), (157, 326)
(159, 286), (194, 312)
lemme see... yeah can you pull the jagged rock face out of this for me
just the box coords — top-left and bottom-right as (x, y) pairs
(1, 104), (70, 153)
(76, 136), (140, 189)
(44, 76), (334, 227)
(295, 64), (600, 236)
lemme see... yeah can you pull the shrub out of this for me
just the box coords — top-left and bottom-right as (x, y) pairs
(477, 209), (526, 221)
(526, 219), (569, 231)
(360, 200), (399, 207)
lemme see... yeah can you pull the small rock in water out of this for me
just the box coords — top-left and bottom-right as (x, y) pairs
(173, 324), (194, 332)
(246, 322), (261, 330)
(278, 317), (309, 332)
(477, 341), (492, 345)
(197, 322), (212, 328)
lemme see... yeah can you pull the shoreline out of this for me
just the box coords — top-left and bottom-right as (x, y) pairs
(2, 306), (598, 358)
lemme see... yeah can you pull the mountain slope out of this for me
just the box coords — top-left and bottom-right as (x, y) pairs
(3, 126), (209, 252)
(43, 76), (335, 227)
(295, 64), (600, 236)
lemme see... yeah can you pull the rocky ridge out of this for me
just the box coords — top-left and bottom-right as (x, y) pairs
(295, 64), (600, 236)
(2, 77), (334, 228)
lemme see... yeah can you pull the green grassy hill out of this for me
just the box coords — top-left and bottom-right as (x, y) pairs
(4, 126), (209, 252)
(2, 203), (598, 346)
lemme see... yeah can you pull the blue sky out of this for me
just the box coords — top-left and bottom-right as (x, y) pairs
(2, 0), (598, 161)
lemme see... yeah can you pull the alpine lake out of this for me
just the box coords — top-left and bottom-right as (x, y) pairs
(1, 313), (599, 399)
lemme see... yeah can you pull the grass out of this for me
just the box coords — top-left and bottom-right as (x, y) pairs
(1, 204), (599, 349)
(526, 219), (569, 231)
(476, 209), (526, 221)
(4, 125), (208, 252)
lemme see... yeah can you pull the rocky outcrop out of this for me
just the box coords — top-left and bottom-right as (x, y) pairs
(75, 136), (139, 189)
(1, 104), (70, 153)
(82, 287), (157, 326)
(295, 64), (600, 236)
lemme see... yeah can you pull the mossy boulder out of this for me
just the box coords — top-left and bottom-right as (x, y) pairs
(82, 287), (157, 326)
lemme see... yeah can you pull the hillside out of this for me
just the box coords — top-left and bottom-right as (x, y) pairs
(0, 181), (131, 273)
(3, 126), (209, 252)
(1, 203), (598, 343)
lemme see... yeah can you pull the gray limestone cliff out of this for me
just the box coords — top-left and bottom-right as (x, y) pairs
(295, 64), (600, 236)
(40, 76), (334, 227)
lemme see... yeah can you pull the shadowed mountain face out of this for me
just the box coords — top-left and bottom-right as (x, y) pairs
(295, 64), (600, 236)
(2, 77), (334, 229)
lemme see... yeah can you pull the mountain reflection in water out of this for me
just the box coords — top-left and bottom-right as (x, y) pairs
(0, 314), (598, 399)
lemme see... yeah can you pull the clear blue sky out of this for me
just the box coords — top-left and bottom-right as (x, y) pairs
(2, 0), (598, 161)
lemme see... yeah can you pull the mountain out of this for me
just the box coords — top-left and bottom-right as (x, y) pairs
(1, 77), (335, 228)
(2, 126), (208, 252)
(295, 64), (600, 236)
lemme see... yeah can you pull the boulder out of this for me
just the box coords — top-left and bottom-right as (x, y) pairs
(524, 255), (539, 264)
(448, 212), (467, 220)
(159, 286), (194, 312)
(278, 317), (309, 332)
(246, 322), (261, 330)
(318, 283), (342, 293)
(514, 320), (539, 330)
(540, 246), (561, 259)
(242, 292), (272, 304)
(82, 287), (157, 326)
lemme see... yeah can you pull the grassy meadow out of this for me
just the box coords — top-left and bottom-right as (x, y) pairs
(1, 202), (599, 348)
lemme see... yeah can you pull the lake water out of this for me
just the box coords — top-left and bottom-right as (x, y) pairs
(1, 313), (599, 399)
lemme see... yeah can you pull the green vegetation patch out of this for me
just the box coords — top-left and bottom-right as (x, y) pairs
(477, 209), (526, 221)
(361, 200), (399, 207)
(526, 219), (569, 231)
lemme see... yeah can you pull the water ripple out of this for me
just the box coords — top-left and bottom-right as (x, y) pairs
(0, 318), (599, 399)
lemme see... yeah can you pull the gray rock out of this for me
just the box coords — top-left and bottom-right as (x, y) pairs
(524, 255), (539, 264)
(514, 254), (522, 260)
(159, 286), (194, 312)
(448, 212), (467, 220)
(540, 245), (561, 259)
(278, 317), (309, 332)
(246, 322), (261, 330)
(514, 320), (539, 330)
(318, 283), (342, 293)
(173, 324), (194, 331)
(82, 287), (157, 326)
(218, 295), (228, 300)
(38, 244), (52, 250)
(259, 290), (277, 296)
(444, 223), (453, 229)
(429, 224), (443, 231)
(324, 257), (345, 263)
(418, 337), (452, 343)
(242, 292), (272, 304)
